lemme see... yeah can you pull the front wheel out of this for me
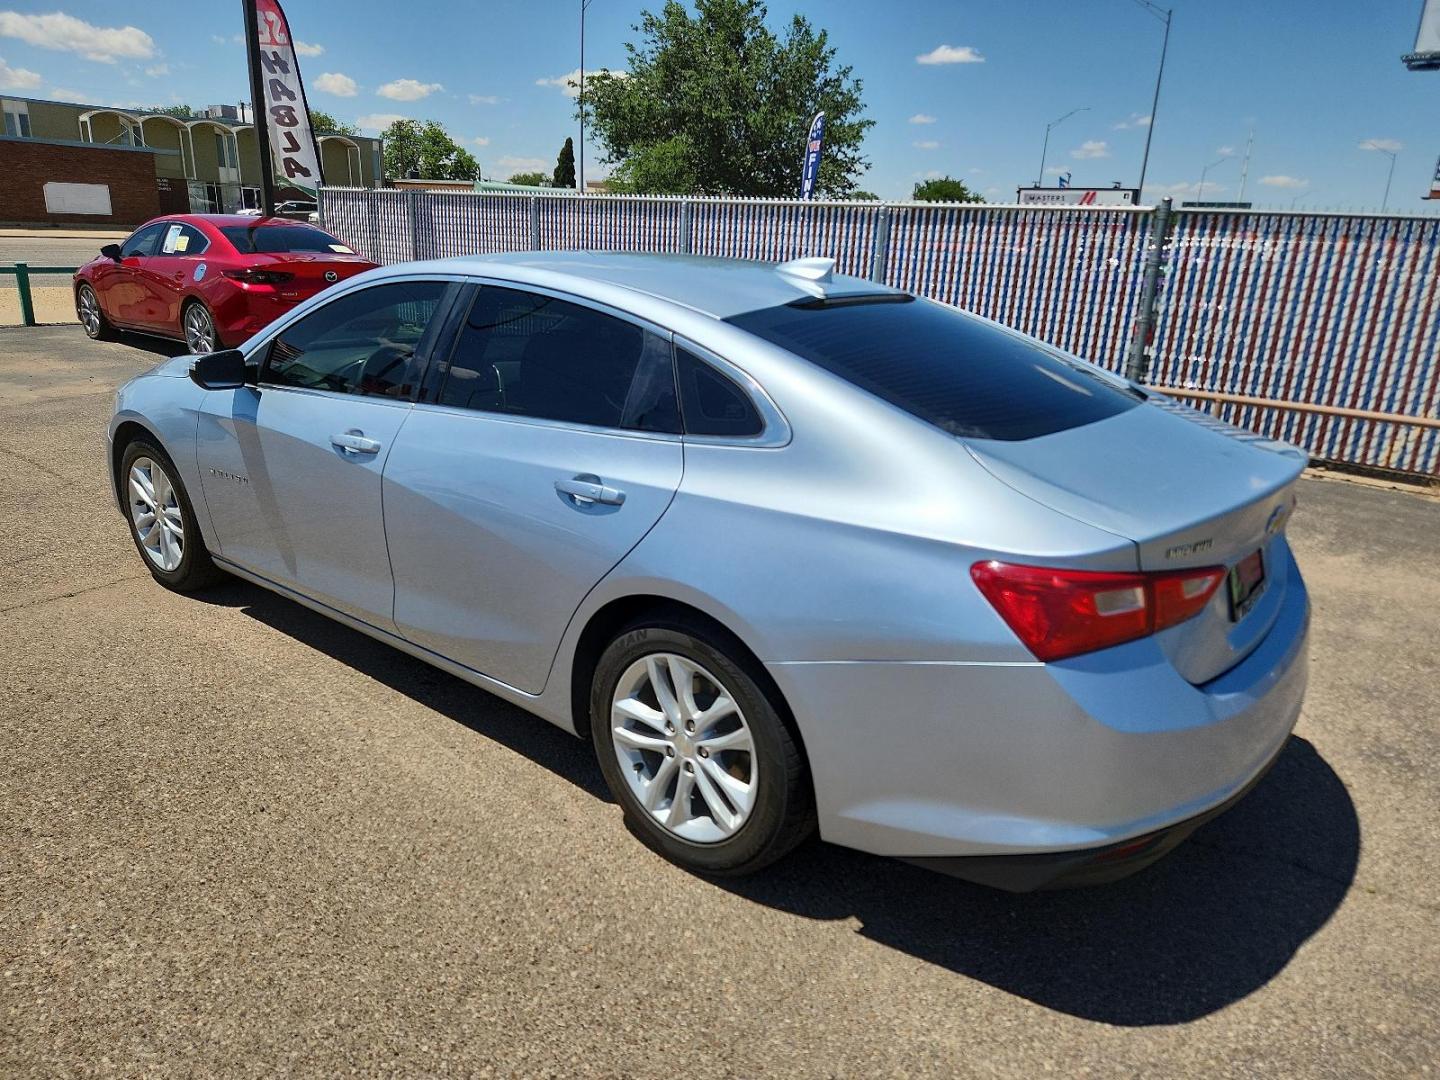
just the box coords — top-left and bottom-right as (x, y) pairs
(119, 438), (226, 592)
(591, 617), (815, 876)
(76, 284), (115, 340)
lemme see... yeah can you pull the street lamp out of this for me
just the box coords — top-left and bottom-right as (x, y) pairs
(1290, 189), (1314, 209)
(579, 0), (596, 194)
(1036, 106), (1089, 187)
(1127, 0), (1172, 198)
(1195, 155), (1231, 203)
(1377, 149), (1398, 210)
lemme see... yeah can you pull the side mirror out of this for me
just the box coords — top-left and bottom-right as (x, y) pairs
(101, 244), (122, 261)
(189, 349), (251, 390)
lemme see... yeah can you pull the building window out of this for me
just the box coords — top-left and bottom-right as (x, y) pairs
(2, 99), (31, 138)
(214, 131), (238, 169)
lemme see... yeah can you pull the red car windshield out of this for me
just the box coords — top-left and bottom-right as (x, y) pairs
(220, 224), (350, 254)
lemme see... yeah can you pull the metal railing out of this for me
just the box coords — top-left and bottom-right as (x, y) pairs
(1, 263), (79, 327)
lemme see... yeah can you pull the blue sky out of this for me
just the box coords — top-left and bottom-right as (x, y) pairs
(1, 0), (1436, 209)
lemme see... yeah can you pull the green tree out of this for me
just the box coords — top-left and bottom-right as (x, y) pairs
(309, 109), (359, 137)
(148, 104), (194, 119)
(508, 171), (549, 186)
(583, 0), (872, 196)
(381, 119), (481, 181)
(553, 136), (577, 189)
(911, 176), (984, 203)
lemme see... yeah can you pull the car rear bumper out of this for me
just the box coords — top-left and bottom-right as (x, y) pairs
(765, 547), (1310, 871)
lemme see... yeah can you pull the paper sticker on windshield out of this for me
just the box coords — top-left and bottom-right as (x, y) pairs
(328, 244), (354, 254)
(162, 224), (183, 253)
(174, 234), (189, 252)
(194, 262), (207, 282)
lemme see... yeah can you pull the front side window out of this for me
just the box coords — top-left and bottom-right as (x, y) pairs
(726, 296), (1139, 442)
(437, 285), (680, 433)
(221, 224), (352, 255)
(263, 280), (447, 398)
(120, 223), (165, 259)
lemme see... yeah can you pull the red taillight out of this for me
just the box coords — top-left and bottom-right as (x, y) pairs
(223, 268), (294, 285)
(970, 561), (1224, 662)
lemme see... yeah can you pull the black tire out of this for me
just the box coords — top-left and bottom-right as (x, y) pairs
(118, 437), (227, 593)
(76, 283), (116, 341)
(590, 615), (815, 876)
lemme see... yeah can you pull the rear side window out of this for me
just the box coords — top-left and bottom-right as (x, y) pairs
(221, 224), (352, 254)
(159, 222), (209, 256)
(437, 285), (680, 433)
(676, 348), (763, 437)
(725, 297), (1138, 441)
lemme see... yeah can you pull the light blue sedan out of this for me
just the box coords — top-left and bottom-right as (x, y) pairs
(107, 252), (1310, 889)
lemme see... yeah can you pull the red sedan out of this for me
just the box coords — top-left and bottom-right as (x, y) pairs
(73, 214), (379, 352)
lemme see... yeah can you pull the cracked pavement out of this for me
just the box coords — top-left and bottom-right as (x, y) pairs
(1, 325), (1437, 1077)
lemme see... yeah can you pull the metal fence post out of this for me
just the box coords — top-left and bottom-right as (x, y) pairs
(1124, 197), (1174, 384)
(316, 188), (327, 231)
(869, 206), (892, 284)
(14, 262), (34, 327)
(407, 190), (424, 260)
(366, 191), (379, 263)
(680, 199), (694, 254)
(530, 196), (541, 250)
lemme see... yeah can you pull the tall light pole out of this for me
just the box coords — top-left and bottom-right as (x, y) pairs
(579, 0), (595, 194)
(1290, 189), (1314, 209)
(1129, 0), (1172, 199)
(1378, 148), (1398, 210)
(1036, 106), (1089, 187)
(1196, 154), (1230, 203)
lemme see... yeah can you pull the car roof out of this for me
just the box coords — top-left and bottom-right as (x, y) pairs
(412, 251), (905, 320)
(158, 214), (324, 227)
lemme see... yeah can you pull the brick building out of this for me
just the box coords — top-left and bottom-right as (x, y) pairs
(1, 94), (382, 226)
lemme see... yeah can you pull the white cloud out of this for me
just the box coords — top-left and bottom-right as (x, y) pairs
(293, 40), (324, 57)
(1070, 139), (1110, 159)
(377, 77), (441, 101)
(536, 67), (623, 97)
(913, 140), (939, 150)
(1045, 166), (1069, 175)
(143, 62), (167, 77)
(1146, 180), (1228, 198)
(471, 136), (490, 146)
(1112, 113), (1151, 130)
(497, 154), (548, 172)
(908, 113), (936, 124)
(469, 93), (500, 105)
(916, 44), (984, 65)
(47, 85), (84, 101)
(1216, 145), (1236, 157)
(1359, 138), (1403, 152)
(357, 112), (408, 132)
(0, 55), (41, 88)
(0, 11), (154, 62)
(1260, 175), (1308, 189)
(315, 71), (357, 97)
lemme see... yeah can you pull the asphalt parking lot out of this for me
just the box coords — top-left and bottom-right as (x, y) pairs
(2, 324), (1437, 1078)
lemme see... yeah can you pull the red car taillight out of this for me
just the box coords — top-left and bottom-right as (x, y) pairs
(970, 560), (1224, 662)
(223, 268), (294, 285)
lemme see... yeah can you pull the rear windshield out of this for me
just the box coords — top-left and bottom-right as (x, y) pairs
(221, 224), (346, 254)
(725, 296), (1138, 441)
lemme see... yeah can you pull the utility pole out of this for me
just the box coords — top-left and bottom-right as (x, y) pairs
(1036, 106), (1089, 187)
(1130, 0), (1172, 199)
(241, 0), (276, 217)
(579, 0), (594, 194)
(1380, 149), (1398, 210)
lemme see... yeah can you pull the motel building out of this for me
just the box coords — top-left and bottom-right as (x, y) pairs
(1, 94), (381, 228)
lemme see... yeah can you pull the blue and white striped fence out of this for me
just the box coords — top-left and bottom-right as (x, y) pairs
(318, 186), (1440, 477)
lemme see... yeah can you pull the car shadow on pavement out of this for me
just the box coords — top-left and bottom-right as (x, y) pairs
(204, 581), (1358, 1027)
(116, 333), (189, 359)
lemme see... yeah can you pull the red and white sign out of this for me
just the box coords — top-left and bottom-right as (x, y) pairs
(1427, 154), (1440, 200)
(250, 0), (323, 195)
(1015, 187), (1139, 207)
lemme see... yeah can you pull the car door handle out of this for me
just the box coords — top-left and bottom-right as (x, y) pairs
(331, 431), (382, 455)
(555, 475), (625, 506)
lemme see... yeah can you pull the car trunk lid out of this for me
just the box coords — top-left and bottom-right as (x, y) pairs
(247, 250), (376, 300)
(964, 395), (1307, 684)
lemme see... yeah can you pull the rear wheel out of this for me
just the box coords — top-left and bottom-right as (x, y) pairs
(182, 300), (216, 353)
(591, 617), (814, 875)
(120, 438), (226, 592)
(76, 284), (115, 340)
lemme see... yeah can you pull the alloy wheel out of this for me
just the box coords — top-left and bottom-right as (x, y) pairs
(128, 456), (185, 572)
(184, 305), (215, 353)
(610, 652), (757, 843)
(77, 287), (101, 337)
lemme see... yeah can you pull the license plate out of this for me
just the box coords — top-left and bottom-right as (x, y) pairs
(1227, 549), (1266, 621)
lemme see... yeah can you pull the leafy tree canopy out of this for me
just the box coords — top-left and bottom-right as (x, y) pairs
(911, 176), (984, 203)
(553, 137), (576, 189)
(381, 119), (481, 182)
(584, 0), (872, 197)
(508, 171), (549, 186)
(309, 109), (359, 137)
